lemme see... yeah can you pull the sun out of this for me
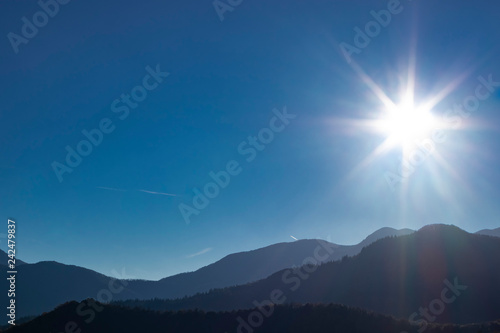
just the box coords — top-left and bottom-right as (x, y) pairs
(334, 54), (472, 186)
(377, 97), (437, 149)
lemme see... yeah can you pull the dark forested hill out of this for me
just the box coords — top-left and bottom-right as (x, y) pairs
(0, 227), (411, 322)
(5, 300), (500, 333)
(117, 225), (500, 324)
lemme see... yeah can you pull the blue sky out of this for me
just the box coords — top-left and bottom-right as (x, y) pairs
(0, 0), (499, 280)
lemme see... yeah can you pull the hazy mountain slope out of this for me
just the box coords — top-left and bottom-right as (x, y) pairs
(356, 227), (414, 247)
(128, 227), (414, 299)
(118, 225), (500, 324)
(0, 261), (137, 322)
(475, 227), (500, 238)
(8, 300), (500, 333)
(0, 249), (26, 266)
(0, 227), (412, 322)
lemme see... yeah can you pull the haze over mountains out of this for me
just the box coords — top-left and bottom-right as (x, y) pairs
(475, 227), (500, 238)
(118, 225), (500, 324)
(5, 224), (500, 332)
(0, 226), (415, 321)
(3, 224), (499, 328)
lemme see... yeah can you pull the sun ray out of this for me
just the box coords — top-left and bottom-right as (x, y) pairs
(348, 60), (396, 110)
(331, 38), (485, 201)
(420, 67), (474, 112)
(423, 153), (468, 218)
(343, 137), (394, 182)
(404, 22), (418, 109)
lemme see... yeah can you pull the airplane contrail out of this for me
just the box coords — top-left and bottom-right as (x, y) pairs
(138, 189), (179, 197)
(186, 247), (213, 258)
(97, 186), (127, 192)
(97, 187), (179, 197)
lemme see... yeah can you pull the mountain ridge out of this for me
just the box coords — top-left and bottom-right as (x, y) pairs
(0, 226), (417, 322)
(117, 224), (500, 324)
(3, 225), (499, 323)
(475, 227), (500, 238)
(8, 299), (500, 333)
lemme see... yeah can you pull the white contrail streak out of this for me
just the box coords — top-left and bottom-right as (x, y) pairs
(138, 189), (179, 197)
(97, 187), (179, 197)
(186, 247), (213, 258)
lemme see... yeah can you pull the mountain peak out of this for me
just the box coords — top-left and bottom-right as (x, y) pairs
(359, 227), (414, 247)
(416, 224), (466, 235)
(475, 227), (500, 238)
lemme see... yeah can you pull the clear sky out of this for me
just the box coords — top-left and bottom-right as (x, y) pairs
(0, 0), (499, 280)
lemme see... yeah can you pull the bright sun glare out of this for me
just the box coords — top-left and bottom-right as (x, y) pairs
(378, 99), (437, 149)
(335, 57), (467, 182)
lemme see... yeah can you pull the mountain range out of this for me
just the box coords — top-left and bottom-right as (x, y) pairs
(0, 226), (415, 321)
(117, 225), (500, 325)
(6, 300), (500, 333)
(2, 225), (499, 326)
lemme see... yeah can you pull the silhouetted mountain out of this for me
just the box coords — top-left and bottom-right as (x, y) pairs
(0, 227), (410, 322)
(0, 261), (138, 323)
(357, 227), (414, 247)
(6, 300), (500, 333)
(0, 249), (26, 266)
(138, 227), (413, 299)
(117, 225), (500, 324)
(475, 227), (500, 238)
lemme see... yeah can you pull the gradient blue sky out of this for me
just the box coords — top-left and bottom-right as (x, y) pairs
(0, 0), (499, 280)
